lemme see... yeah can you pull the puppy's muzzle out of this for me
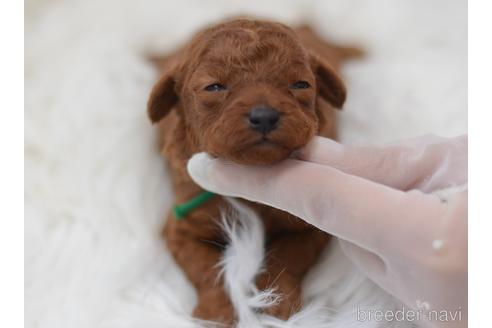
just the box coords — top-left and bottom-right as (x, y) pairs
(248, 106), (280, 134)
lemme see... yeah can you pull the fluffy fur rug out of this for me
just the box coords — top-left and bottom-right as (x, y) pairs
(25, 0), (467, 327)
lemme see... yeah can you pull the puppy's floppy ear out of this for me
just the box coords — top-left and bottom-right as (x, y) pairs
(310, 54), (347, 109)
(147, 68), (179, 123)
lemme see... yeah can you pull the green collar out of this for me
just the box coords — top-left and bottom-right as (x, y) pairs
(173, 190), (216, 220)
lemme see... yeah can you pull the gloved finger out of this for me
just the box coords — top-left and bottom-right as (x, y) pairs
(338, 239), (387, 285)
(294, 135), (467, 193)
(187, 153), (447, 253)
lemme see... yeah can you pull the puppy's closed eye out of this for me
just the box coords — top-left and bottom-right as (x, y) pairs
(204, 83), (227, 92)
(290, 81), (311, 89)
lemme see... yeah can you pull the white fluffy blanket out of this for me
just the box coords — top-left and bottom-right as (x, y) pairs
(25, 0), (467, 327)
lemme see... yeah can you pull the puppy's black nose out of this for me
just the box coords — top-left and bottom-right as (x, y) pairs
(248, 106), (280, 134)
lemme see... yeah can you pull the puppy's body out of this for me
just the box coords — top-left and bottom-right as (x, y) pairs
(148, 19), (360, 324)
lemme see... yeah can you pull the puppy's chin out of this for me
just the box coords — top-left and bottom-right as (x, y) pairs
(223, 141), (294, 165)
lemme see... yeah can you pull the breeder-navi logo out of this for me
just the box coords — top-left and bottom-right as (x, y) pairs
(357, 306), (463, 323)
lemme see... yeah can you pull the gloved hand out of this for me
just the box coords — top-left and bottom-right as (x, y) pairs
(187, 135), (467, 327)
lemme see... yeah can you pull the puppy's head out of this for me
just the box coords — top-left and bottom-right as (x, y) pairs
(148, 19), (346, 165)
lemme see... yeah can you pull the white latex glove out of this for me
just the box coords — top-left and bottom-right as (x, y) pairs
(187, 135), (467, 327)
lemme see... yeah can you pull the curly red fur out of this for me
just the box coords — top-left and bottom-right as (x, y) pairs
(147, 18), (361, 325)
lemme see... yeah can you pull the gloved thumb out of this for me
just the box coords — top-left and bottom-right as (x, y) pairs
(186, 152), (446, 253)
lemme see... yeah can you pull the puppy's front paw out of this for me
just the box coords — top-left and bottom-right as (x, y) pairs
(193, 288), (236, 326)
(263, 287), (301, 320)
(257, 272), (302, 320)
